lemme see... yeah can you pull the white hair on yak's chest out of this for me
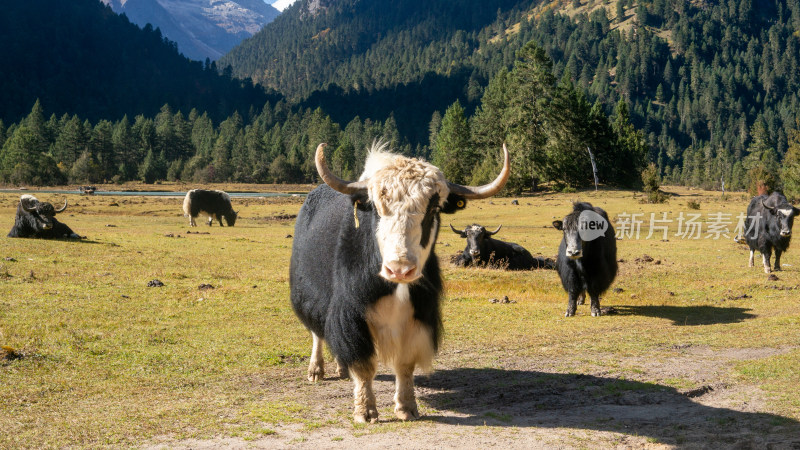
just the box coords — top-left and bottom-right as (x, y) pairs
(366, 284), (435, 372)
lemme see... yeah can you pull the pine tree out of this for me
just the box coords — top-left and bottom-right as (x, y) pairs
(782, 129), (800, 201)
(505, 42), (555, 191)
(431, 100), (473, 184)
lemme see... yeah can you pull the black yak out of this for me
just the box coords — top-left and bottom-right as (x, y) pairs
(744, 191), (799, 273)
(7, 195), (81, 239)
(450, 224), (555, 270)
(552, 202), (617, 317)
(182, 189), (237, 226)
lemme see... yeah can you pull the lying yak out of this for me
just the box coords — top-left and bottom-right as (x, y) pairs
(8, 194), (81, 239)
(744, 191), (799, 273)
(552, 202), (617, 317)
(450, 224), (555, 270)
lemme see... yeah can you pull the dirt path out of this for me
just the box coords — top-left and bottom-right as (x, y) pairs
(147, 346), (800, 449)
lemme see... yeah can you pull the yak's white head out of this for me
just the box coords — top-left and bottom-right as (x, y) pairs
(316, 141), (510, 284)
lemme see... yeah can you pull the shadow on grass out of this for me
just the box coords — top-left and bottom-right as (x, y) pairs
(417, 368), (800, 444)
(614, 305), (756, 326)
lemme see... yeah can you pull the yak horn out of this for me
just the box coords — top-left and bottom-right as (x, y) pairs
(449, 224), (464, 235)
(486, 224), (502, 236)
(21, 198), (38, 213)
(315, 143), (368, 195)
(55, 199), (68, 213)
(446, 143), (510, 199)
(761, 199), (776, 213)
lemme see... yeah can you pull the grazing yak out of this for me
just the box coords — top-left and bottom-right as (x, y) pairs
(552, 202), (617, 317)
(290, 142), (509, 423)
(7, 195), (81, 239)
(744, 191), (799, 273)
(182, 189), (237, 227)
(450, 224), (555, 270)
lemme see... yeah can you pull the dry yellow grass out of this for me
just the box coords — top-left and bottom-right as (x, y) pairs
(0, 185), (799, 447)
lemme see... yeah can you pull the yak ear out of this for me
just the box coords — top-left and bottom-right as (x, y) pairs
(552, 220), (564, 230)
(794, 206), (800, 216)
(351, 191), (371, 211)
(442, 193), (467, 214)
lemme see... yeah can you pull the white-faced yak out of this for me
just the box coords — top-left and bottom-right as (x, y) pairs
(290, 142), (509, 423)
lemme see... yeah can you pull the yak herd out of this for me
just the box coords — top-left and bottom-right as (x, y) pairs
(5, 142), (800, 423)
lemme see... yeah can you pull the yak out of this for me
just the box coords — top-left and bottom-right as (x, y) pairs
(182, 189), (237, 227)
(552, 202), (617, 317)
(744, 191), (799, 273)
(290, 142), (509, 423)
(8, 195), (81, 239)
(450, 224), (555, 270)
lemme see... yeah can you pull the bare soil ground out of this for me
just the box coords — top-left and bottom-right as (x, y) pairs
(147, 345), (800, 449)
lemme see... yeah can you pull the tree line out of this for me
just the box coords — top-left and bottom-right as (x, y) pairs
(1, 44), (650, 193)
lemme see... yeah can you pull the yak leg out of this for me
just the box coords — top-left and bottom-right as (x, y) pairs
(774, 249), (783, 271)
(565, 291), (583, 317)
(206, 215), (213, 226)
(576, 292), (585, 305)
(217, 214), (225, 226)
(335, 358), (348, 379)
(189, 216), (197, 227)
(762, 249), (772, 274)
(307, 332), (325, 382)
(350, 359), (378, 423)
(749, 250), (754, 267)
(393, 362), (419, 421)
(590, 294), (601, 317)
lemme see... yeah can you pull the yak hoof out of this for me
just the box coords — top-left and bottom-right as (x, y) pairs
(565, 310), (576, 317)
(307, 365), (324, 382)
(335, 363), (348, 379)
(576, 295), (585, 305)
(395, 404), (420, 421)
(591, 309), (601, 317)
(774, 266), (782, 271)
(764, 267), (772, 274)
(353, 407), (379, 424)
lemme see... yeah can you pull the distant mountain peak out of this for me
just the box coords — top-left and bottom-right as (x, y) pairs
(102, 0), (280, 61)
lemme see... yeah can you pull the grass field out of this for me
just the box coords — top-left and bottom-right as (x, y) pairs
(1, 185), (799, 448)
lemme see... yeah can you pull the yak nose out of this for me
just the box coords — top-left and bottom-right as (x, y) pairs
(566, 249), (582, 259)
(469, 250), (480, 256)
(781, 230), (792, 237)
(383, 261), (418, 283)
(43, 223), (53, 230)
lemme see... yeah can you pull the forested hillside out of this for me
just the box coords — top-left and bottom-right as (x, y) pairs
(221, 0), (800, 192)
(4, 0), (800, 196)
(0, 0), (274, 125)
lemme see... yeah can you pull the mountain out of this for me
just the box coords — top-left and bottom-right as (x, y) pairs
(270, 0), (299, 11)
(102, 0), (280, 61)
(219, 0), (800, 190)
(0, 0), (276, 125)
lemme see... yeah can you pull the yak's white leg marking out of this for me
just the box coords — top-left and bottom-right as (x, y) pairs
(393, 362), (419, 421)
(366, 283), (434, 422)
(749, 250), (754, 267)
(763, 254), (771, 274)
(189, 216), (197, 227)
(350, 359), (378, 423)
(207, 215), (213, 226)
(308, 332), (325, 382)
